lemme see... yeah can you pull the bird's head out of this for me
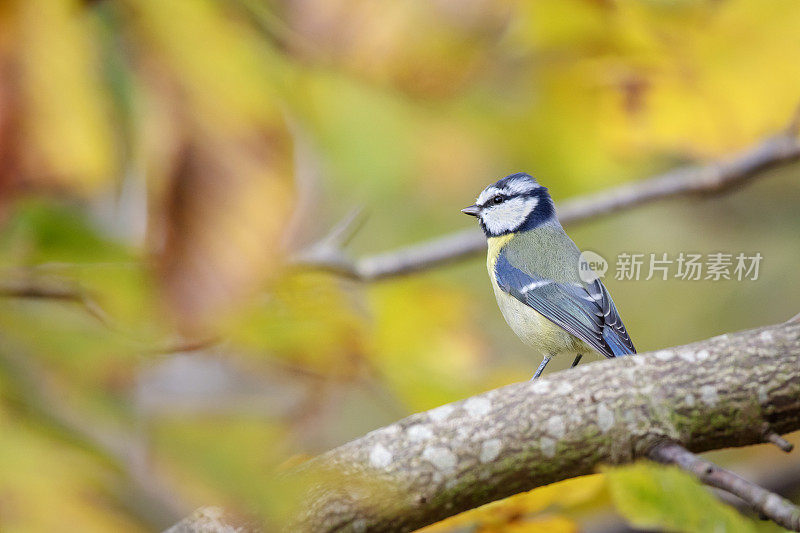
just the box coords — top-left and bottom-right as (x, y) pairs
(462, 172), (556, 237)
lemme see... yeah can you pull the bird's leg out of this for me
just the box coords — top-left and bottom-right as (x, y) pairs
(531, 355), (553, 380)
(570, 354), (583, 368)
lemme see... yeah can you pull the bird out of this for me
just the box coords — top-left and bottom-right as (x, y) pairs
(462, 172), (636, 379)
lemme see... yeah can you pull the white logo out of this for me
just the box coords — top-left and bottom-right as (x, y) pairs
(578, 250), (608, 283)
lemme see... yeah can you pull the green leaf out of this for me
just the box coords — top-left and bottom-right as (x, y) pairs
(605, 462), (757, 533)
(0, 200), (129, 266)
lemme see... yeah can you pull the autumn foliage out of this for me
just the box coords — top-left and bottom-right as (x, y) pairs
(0, 1), (799, 532)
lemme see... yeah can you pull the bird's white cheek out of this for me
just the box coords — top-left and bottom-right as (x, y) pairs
(481, 197), (538, 234)
(481, 213), (513, 235)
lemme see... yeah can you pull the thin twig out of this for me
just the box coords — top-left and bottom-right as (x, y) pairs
(295, 115), (800, 281)
(762, 419), (795, 452)
(312, 206), (367, 251)
(585, 459), (800, 533)
(648, 441), (800, 531)
(765, 431), (795, 453)
(291, 207), (369, 278)
(0, 279), (111, 325)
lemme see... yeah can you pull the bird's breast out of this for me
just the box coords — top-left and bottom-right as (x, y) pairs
(486, 236), (583, 356)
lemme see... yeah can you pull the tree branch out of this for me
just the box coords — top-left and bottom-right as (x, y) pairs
(295, 121), (800, 281)
(648, 441), (800, 530)
(286, 319), (800, 532)
(585, 455), (800, 533)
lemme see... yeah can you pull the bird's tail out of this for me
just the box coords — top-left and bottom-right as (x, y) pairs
(604, 330), (636, 356)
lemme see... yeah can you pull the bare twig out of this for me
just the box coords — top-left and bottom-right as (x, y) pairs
(320, 206), (367, 250)
(295, 117), (800, 281)
(765, 430), (795, 453)
(282, 319), (800, 532)
(0, 279), (111, 325)
(648, 441), (800, 530)
(585, 456), (800, 533)
(289, 206), (370, 277)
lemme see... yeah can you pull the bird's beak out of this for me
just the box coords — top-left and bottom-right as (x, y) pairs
(461, 204), (480, 217)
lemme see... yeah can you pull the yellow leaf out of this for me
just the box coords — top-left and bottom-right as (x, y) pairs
(419, 475), (603, 533)
(128, 0), (288, 133)
(369, 279), (488, 410)
(18, 0), (115, 193)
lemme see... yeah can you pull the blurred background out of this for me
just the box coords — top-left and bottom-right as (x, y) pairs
(0, 0), (799, 531)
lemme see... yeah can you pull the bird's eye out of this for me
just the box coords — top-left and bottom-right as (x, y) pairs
(492, 195), (505, 205)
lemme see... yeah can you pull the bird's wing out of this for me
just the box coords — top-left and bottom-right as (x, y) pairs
(494, 252), (636, 357)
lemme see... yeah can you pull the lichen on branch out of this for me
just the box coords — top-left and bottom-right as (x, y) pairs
(288, 320), (800, 532)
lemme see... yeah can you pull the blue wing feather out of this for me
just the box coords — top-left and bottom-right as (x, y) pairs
(495, 252), (635, 358)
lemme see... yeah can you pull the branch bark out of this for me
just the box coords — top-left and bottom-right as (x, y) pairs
(295, 124), (800, 281)
(164, 507), (248, 533)
(288, 319), (800, 532)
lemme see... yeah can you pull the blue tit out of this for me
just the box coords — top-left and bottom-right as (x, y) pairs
(462, 172), (636, 379)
